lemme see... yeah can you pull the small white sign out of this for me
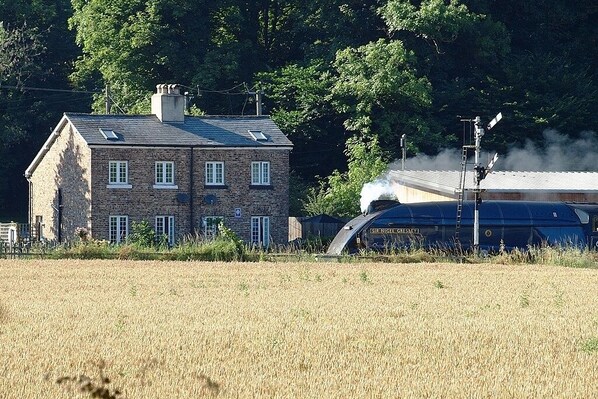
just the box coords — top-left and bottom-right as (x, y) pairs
(234, 208), (242, 218)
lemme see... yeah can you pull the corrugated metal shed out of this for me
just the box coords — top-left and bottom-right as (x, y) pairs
(388, 170), (598, 202)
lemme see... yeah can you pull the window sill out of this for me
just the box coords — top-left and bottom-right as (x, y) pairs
(153, 184), (179, 189)
(107, 184), (132, 189)
(250, 184), (273, 190)
(204, 185), (228, 189)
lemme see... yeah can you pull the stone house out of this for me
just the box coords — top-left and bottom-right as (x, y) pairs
(24, 84), (293, 246)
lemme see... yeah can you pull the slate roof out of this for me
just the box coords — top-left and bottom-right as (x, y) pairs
(388, 170), (598, 194)
(66, 113), (293, 147)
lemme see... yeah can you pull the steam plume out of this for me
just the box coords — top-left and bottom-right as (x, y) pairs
(397, 129), (598, 172)
(360, 178), (398, 213)
(500, 129), (598, 171)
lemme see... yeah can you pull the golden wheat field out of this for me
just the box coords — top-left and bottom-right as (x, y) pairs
(0, 259), (597, 398)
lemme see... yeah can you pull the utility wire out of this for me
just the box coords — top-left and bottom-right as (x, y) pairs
(1, 82), (259, 115)
(179, 82), (249, 96)
(0, 84), (98, 94)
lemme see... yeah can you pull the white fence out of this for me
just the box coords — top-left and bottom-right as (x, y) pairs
(0, 222), (31, 247)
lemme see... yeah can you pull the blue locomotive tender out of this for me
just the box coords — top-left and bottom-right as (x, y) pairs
(327, 200), (598, 254)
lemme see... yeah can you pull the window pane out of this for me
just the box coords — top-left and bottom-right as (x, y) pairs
(166, 163), (173, 184)
(251, 162), (260, 184)
(206, 162), (224, 185)
(263, 217), (270, 247)
(109, 162), (117, 183)
(119, 216), (127, 242)
(156, 216), (164, 236)
(251, 217), (260, 244)
(110, 215), (127, 243)
(262, 162), (270, 185)
(109, 216), (117, 242)
(168, 216), (175, 244)
(203, 216), (223, 238)
(206, 163), (213, 184)
(156, 163), (164, 184)
(216, 163), (223, 184)
(119, 163), (127, 183)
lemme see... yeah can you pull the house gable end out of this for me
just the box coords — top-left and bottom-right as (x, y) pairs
(25, 115), (90, 178)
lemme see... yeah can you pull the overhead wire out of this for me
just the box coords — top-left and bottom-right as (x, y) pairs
(0, 92), (94, 113)
(0, 84), (98, 94)
(1, 81), (261, 115)
(178, 82), (249, 96)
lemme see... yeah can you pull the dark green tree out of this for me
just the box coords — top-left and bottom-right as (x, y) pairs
(331, 38), (434, 157)
(304, 135), (389, 218)
(257, 62), (348, 182)
(0, 0), (86, 221)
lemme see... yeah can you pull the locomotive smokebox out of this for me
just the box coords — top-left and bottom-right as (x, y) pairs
(365, 199), (401, 215)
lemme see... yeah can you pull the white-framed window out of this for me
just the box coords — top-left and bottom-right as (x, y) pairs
(251, 216), (270, 247)
(154, 161), (177, 188)
(155, 215), (175, 246)
(108, 161), (129, 187)
(205, 161), (224, 185)
(251, 161), (270, 185)
(202, 216), (223, 238)
(109, 215), (128, 244)
(155, 161), (174, 185)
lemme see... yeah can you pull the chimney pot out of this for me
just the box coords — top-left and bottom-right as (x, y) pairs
(151, 83), (185, 123)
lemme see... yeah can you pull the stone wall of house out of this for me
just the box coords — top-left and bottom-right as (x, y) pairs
(195, 148), (290, 245)
(91, 147), (193, 241)
(90, 146), (290, 245)
(29, 123), (91, 241)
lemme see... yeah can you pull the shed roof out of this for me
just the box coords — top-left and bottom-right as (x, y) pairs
(389, 170), (598, 195)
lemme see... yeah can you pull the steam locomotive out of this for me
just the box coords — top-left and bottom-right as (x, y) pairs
(327, 200), (598, 255)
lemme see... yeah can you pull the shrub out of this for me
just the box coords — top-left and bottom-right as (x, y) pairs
(116, 244), (160, 260)
(128, 220), (155, 248)
(50, 240), (113, 259)
(74, 227), (89, 243)
(169, 239), (244, 261)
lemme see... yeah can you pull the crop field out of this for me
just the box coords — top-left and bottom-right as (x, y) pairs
(0, 259), (597, 398)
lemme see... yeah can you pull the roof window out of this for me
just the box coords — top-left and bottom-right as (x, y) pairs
(248, 130), (267, 141)
(99, 128), (119, 141)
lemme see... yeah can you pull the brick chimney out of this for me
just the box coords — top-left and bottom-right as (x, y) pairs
(151, 84), (185, 123)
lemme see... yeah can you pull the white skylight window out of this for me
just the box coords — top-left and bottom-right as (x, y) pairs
(248, 130), (267, 141)
(99, 128), (119, 141)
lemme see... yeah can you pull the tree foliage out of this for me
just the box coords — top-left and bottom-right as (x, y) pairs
(0, 22), (44, 85)
(0, 0), (84, 221)
(332, 39), (433, 157)
(257, 62), (348, 181)
(304, 136), (388, 218)
(381, 0), (478, 48)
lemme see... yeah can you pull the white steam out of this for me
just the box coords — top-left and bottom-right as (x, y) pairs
(500, 129), (598, 171)
(360, 178), (398, 213)
(397, 148), (463, 171)
(395, 129), (598, 172)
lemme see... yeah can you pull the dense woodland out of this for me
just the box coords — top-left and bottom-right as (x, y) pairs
(1, 0), (597, 220)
